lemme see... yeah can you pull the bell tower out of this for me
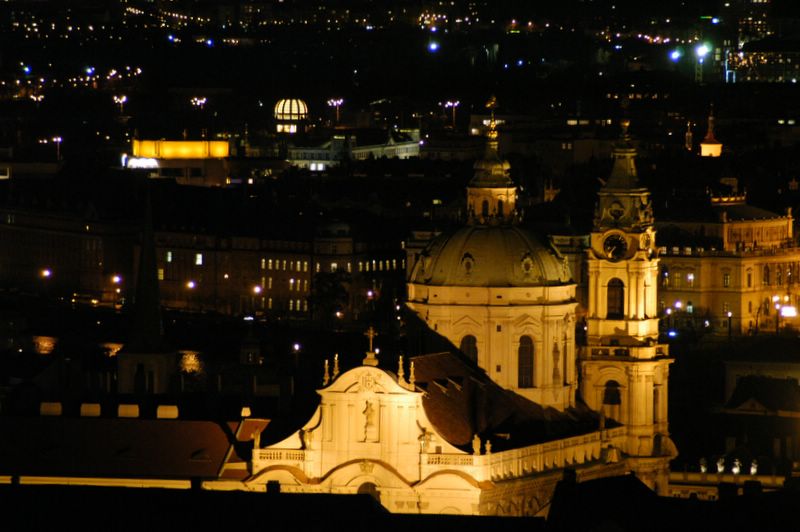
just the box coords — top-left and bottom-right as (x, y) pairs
(580, 120), (675, 494)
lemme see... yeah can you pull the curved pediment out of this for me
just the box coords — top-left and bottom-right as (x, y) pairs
(321, 365), (419, 396)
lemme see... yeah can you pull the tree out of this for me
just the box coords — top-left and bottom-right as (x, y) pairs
(308, 270), (351, 328)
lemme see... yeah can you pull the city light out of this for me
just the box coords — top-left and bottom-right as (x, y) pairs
(327, 98), (344, 123)
(444, 100), (460, 128)
(695, 44), (710, 59)
(428, 41), (439, 52)
(186, 280), (196, 289)
(670, 49), (682, 62)
(113, 94), (127, 113)
(191, 96), (207, 110)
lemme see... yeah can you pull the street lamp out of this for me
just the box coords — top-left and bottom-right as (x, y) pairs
(327, 98), (344, 124)
(52, 136), (62, 161)
(190, 97), (207, 110)
(30, 94), (44, 107)
(695, 43), (710, 83)
(113, 94), (127, 114)
(444, 100), (460, 129)
(727, 311), (732, 341)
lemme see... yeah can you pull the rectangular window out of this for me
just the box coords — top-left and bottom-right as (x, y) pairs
(289, 278), (295, 290)
(261, 258), (266, 270)
(166, 251), (173, 263)
(303, 279), (308, 292)
(289, 300), (294, 311)
(195, 253), (203, 266)
(359, 262), (364, 272)
(303, 261), (308, 272)
(347, 262), (352, 273)
(290, 261), (295, 271)
(268, 259), (273, 270)
(686, 272), (694, 287)
(282, 260), (287, 270)
(268, 277), (273, 289)
(304, 300), (308, 311)
(723, 273), (731, 288)
(268, 297), (273, 309)
(316, 262), (321, 273)
(747, 271), (752, 288)
(157, 268), (164, 280)
(331, 262), (338, 272)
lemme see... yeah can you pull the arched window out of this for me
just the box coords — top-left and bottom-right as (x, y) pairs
(660, 266), (670, 288)
(481, 200), (489, 217)
(602, 380), (622, 420)
(497, 200), (504, 217)
(518, 336), (534, 388)
(607, 278), (625, 319)
(764, 265), (771, 286)
(460, 335), (478, 363)
(357, 482), (380, 503)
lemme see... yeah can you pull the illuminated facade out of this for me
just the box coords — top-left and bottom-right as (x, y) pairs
(406, 117), (578, 409)
(657, 193), (799, 336)
(274, 98), (309, 134)
(124, 139), (232, 186)
(579, 120), (674, 494)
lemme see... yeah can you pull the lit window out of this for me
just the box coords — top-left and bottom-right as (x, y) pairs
(392, 259), (397, 269)
(347, 262), (352, 273)
(290, 278), (295, 290)
(261, 258), (266, 269)
(157, 268), (164, 280)
(268, 259), (273, 270)
(289, 300), (294, 311)
(304, 300), (308, 311)
(723, 273), (731, 288)
(166, 251), (173, 263)
(290, 261), (295, 271)
(686, 272), (694, 287)
(331, 262), (338, 272)
(268, 297), (273, 309)
(268, 277), (273, 289)
(303, 261), (308, 272)
(316, 262), (321, 273)
(282, 260), (287, 270)
(359, 262), (364, 272)
(303, 280), (308, 292)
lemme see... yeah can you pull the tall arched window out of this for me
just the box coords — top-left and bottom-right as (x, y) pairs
(764, 265), (771, 286)
(481, 200), (489, 217)
(460, 335), (478, 363)
(607, 278), (625, 319)
(602, 380), (622, 420)
(518, 336), (534, 388)
(497, 200), (504, 218)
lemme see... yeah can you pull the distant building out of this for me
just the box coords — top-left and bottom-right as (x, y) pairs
(656, 192), (799, 336)
(123, 139), (231, 186)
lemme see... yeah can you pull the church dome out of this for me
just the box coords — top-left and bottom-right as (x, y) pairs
(409, 225), (571, 287)
(274, 99), (309, 121)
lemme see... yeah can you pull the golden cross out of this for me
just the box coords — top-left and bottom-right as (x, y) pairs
(365, 326), (378, 352)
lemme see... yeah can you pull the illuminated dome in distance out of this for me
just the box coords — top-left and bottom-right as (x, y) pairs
(274, 99), (309, 121)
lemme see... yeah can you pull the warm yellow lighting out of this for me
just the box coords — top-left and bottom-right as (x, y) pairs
(132, 140), (229, 159)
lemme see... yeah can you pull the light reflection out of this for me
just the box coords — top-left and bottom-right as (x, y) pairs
(33, 336), (57, 355)
(102, 342), (124, 357)
(180, 350), (204, 374)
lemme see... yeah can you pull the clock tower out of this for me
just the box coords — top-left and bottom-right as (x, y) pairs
(580, 120), (675, 494)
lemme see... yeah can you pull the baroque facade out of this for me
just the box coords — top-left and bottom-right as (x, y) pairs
(244, 117), (676, 515)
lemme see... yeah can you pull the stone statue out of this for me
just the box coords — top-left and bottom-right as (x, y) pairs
(472, 435), (481, 455)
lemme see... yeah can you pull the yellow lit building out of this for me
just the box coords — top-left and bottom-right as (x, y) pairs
(124, 139), (231, 186)
(657, 193), (799, 336)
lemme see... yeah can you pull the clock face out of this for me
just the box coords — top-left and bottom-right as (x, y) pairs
(603, 234), (628, 261)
